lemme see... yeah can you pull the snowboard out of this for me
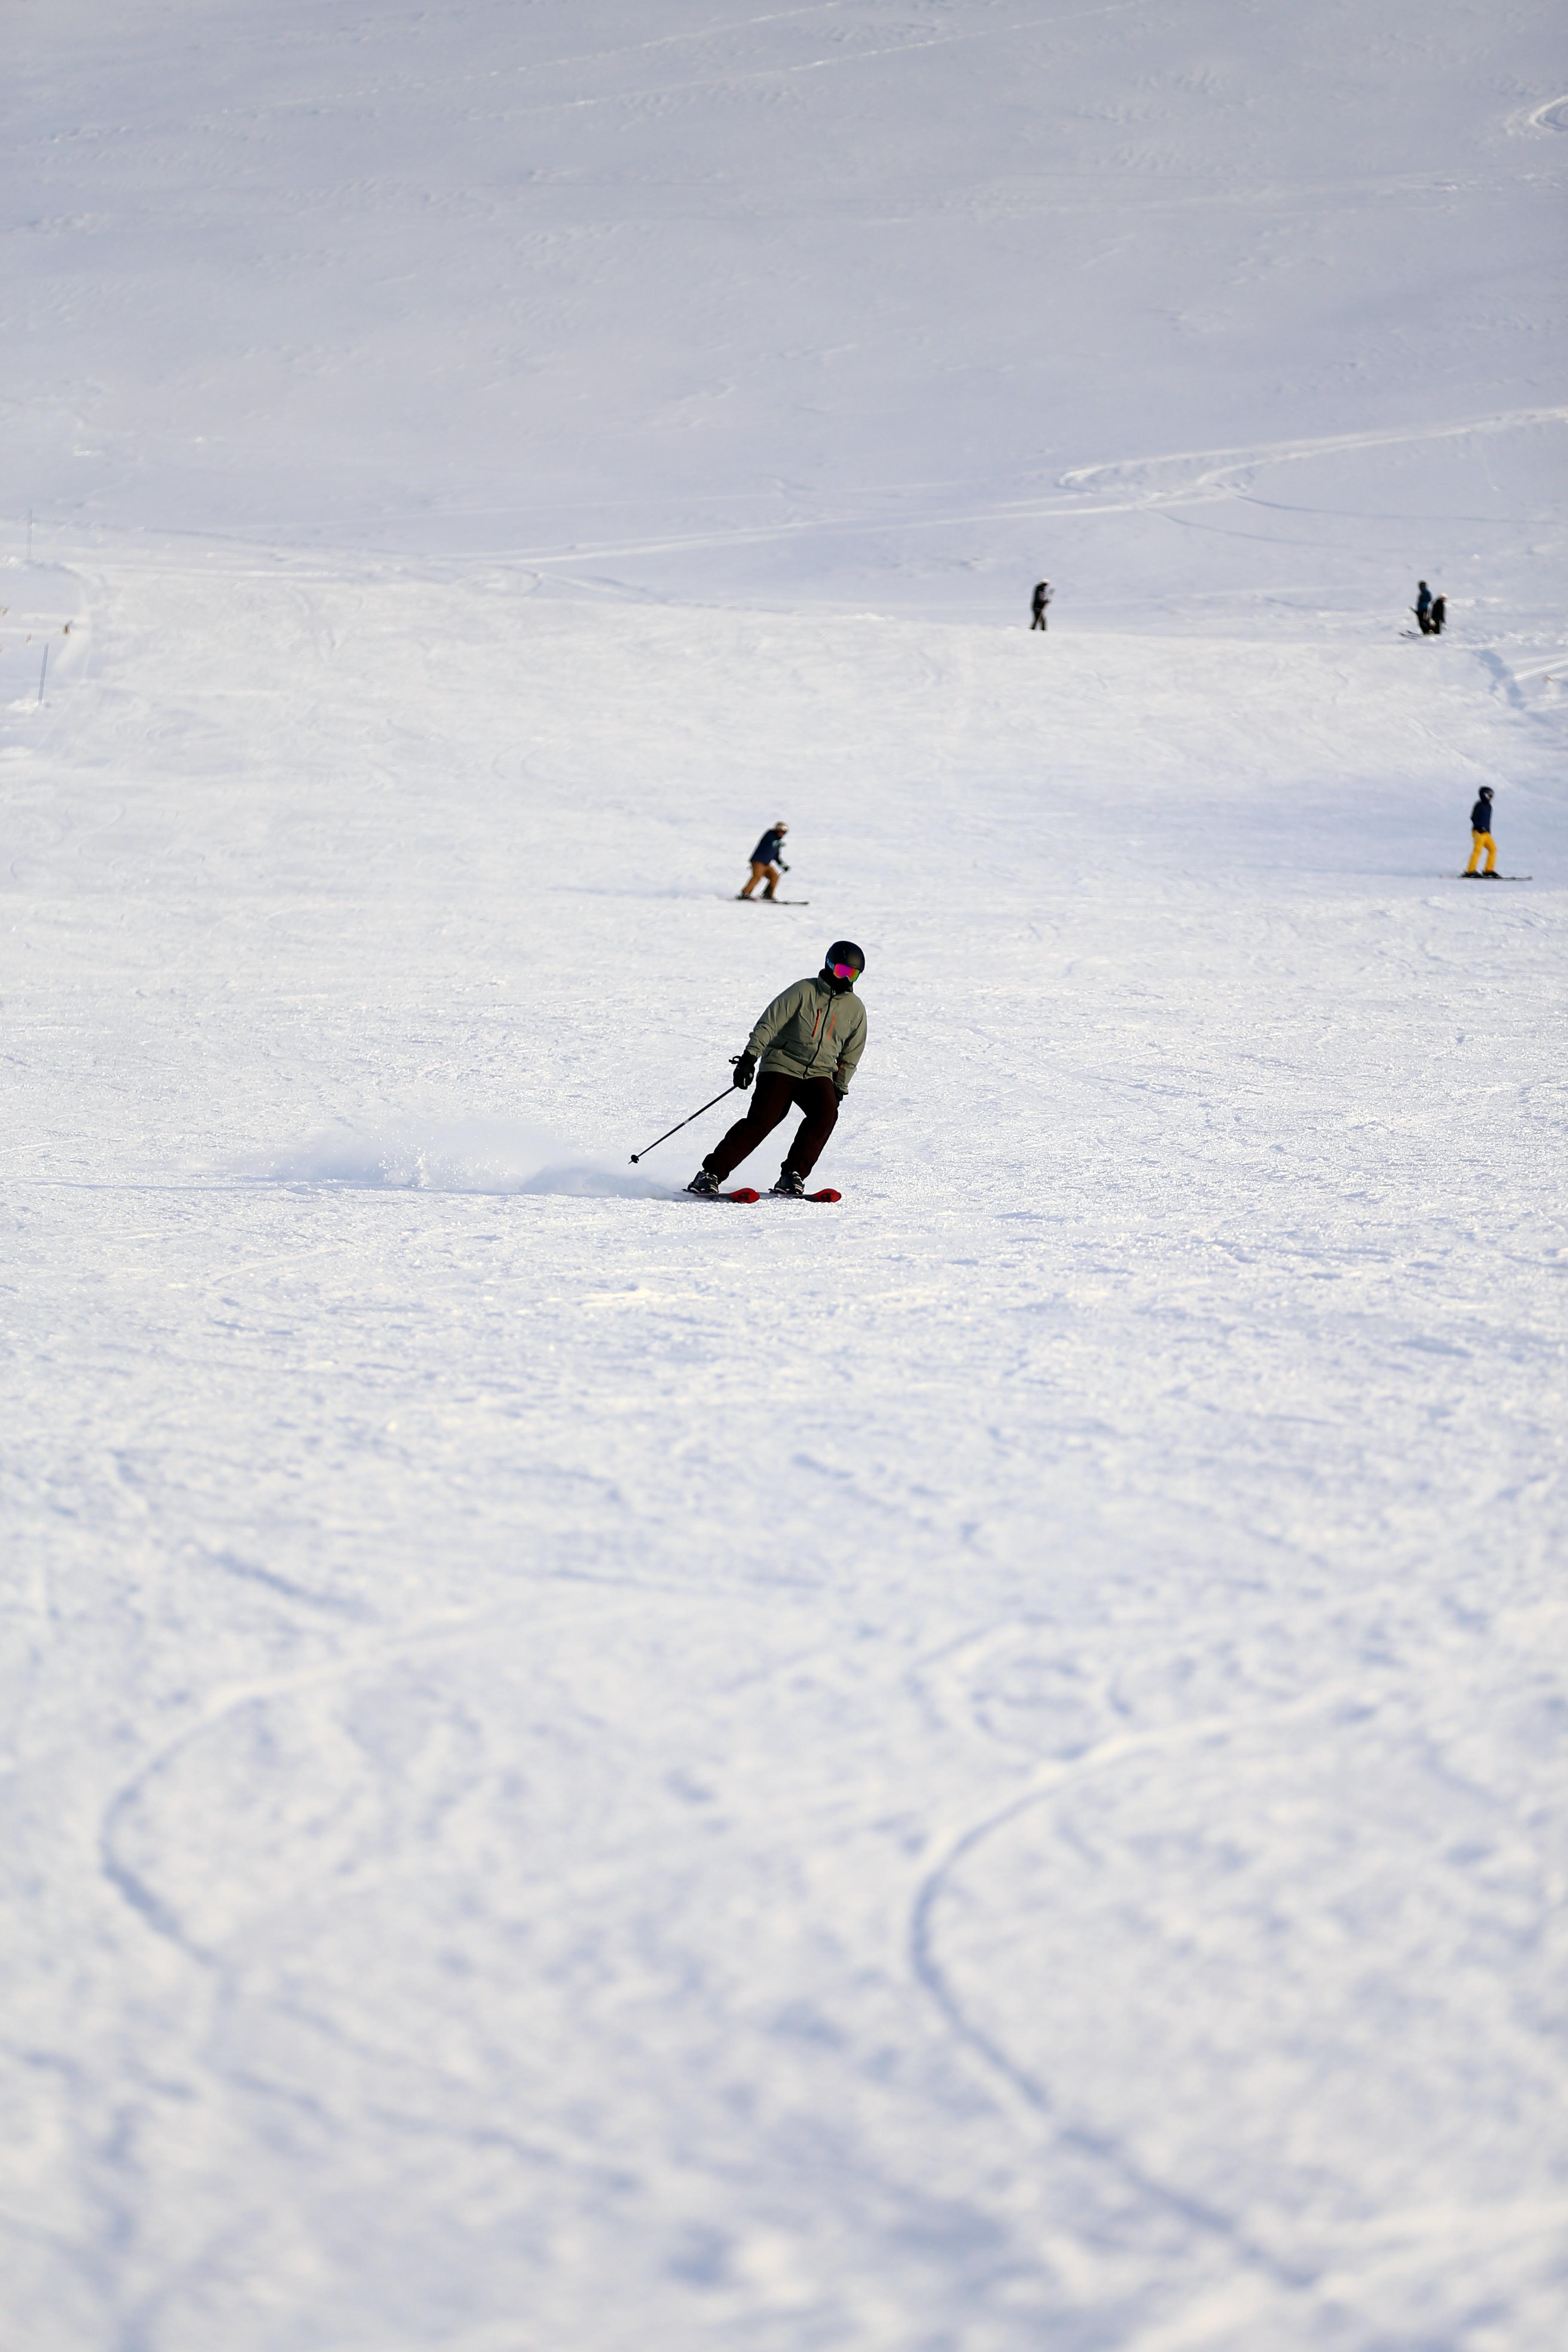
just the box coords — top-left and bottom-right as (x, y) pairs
(704, 1187), (840, 1203)
(735, 895), (810, 905)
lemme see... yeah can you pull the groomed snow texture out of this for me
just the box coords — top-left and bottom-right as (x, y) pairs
(4, 5), (1568, 2348)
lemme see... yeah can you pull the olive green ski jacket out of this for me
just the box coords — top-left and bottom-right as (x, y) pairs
(746, 974), (867, 1096)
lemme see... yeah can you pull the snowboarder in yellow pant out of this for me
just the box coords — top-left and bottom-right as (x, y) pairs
(1464, 787), (1498, 876)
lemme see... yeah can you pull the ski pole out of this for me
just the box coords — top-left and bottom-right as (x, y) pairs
(630, 1066), (744, 1163)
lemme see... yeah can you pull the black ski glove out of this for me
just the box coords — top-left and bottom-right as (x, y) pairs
(780, 862), (790, 873)
(732, 1052), (756, 1090)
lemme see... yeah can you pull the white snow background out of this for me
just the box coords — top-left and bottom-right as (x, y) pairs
(4, 4), (1568, 2347)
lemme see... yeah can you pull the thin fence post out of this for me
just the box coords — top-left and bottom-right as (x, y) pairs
(38, 644), (48, 704)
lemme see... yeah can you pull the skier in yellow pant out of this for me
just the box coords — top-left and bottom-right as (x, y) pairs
(738, 821), (790, 900)
(1464, 786), (1498, 876)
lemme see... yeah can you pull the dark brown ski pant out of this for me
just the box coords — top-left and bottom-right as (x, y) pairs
(705, 1074), (839, 1182)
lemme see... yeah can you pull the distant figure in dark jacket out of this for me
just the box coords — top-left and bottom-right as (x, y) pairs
(1030, 581), (1052, 631)
(1430, 594), (1447, 635)
(1464, 787), (1497, 876)
(738, 822), (789, 900)
(1414, 581), (1433, 634)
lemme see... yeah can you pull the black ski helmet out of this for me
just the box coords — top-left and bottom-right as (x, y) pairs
(824, 940), (865, 985)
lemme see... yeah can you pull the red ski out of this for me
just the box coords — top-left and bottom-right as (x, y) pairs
(700, 1186), (840, 1202)
(691, 1185), (841, 1204)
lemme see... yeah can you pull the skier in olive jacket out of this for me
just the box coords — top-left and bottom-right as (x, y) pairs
(688, 942), (867, 1196)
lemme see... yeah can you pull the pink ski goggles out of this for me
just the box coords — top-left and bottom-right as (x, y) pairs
(827, 959), (861, 981)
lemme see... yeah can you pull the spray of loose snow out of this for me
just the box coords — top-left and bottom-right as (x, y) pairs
(254, 1119), (675, 1198)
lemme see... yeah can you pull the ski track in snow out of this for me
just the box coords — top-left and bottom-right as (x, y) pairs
(66, 407), (1549, 582)
(906, 1626), (1568, 2343)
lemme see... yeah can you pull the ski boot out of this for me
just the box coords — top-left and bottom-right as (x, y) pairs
(686, 1167), (720, 1195)
(771, 1169), (805, 1197)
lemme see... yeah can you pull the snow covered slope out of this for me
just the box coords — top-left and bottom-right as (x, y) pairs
(4, 6), (1567, 2351)
(9, 0), (1568, 618)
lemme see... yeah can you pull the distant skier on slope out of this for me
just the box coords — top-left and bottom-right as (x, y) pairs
(1430, 594), (1447, 635)
(1414, 581), (1433, 635)
(1464, 786), (1498, 876)
(688, 941), (867, 1197)
(738, 821), (790, 900)
(1031, 581), (1052, 631)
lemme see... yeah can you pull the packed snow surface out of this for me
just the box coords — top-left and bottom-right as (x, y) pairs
(4, 4), (1568, 2349)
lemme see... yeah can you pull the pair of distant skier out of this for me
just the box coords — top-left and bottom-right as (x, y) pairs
(1414, 581), (1447, 635)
